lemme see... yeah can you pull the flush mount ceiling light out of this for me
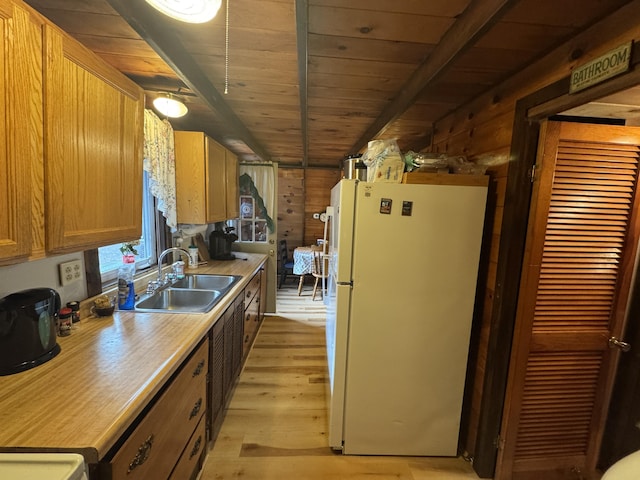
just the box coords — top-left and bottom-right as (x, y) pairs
(153, 95), (188, 118)
(145, 0), (222, 24)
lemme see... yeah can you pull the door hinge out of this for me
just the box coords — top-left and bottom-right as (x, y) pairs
(528, 164), (537, 183)
(494, 434), (505, 451)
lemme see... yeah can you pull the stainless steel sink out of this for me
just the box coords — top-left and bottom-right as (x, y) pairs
(171, 274), (241, 291)
(135, 288), (222, 313)
(135, 274), (242, 314)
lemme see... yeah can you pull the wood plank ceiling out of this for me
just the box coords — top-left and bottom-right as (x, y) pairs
(23, 0), (634, 167)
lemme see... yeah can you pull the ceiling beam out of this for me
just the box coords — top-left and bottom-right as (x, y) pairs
(295, 0), (309, 167)
(350, 0), (519, 153)
(106, 0), (272, 162)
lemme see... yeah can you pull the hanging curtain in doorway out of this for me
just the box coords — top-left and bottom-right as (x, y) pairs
(143, 109), (177, 231)
(239, 164), (275, 232)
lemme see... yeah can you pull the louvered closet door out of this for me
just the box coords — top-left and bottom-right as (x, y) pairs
(496, 121), (640, 480)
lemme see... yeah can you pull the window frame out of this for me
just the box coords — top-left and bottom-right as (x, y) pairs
(233, 194), (268, 244)
(98, 172), (158, 284)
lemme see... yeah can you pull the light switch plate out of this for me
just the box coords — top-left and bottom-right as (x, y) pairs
(59, 259), (83, 286)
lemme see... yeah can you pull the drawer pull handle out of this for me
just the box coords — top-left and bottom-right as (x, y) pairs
(192, 359), (205, 377)
(189, 435), (203, 459)
(189, 398), (203, 420)
(127, 434), (154, 474)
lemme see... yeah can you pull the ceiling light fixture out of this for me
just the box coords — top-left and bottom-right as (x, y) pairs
(145, 0), (222, 24)
(153, 95), (188, 118)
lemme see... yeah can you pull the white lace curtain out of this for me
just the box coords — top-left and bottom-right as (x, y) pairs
(143, 109), (177, 231)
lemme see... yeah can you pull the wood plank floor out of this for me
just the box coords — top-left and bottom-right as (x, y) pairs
(200, 280), (481, 479)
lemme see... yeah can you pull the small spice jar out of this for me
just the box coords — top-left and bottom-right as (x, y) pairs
(58, 307), (73, 336)
(66, 301), (80, 323)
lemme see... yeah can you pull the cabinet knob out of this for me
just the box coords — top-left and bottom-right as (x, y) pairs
(192, 359), (205, 377)
(127, 434), (154, 473)
(189, 435), (203, 459)
(189, 398), (203, 420)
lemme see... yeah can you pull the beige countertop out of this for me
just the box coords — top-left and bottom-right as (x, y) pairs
(0, 253), (266, 464)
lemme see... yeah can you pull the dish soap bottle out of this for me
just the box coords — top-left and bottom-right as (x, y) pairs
(117, 254), (136, 310)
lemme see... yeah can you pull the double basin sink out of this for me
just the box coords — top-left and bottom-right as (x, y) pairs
(135, 274), (242, 314)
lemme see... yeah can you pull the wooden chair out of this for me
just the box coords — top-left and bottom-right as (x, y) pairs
(278, 240), (294, 288)
(310, 249), (329, 300)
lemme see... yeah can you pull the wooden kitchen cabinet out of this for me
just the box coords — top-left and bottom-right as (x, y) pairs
(0, 1), (41, 263)
(222, 292), (245, 404)
(210, 280), (257, 443)
(168, 415), (206, 480)
(209, 316), (225, 442)
(0, 0), (144, 262)
(175, 131), (239, 224)
(210, 291), (244, 442)
(43, 25), (144, 254)
(225, 149), (239, 219)
(101, 338), (208, 480)
(243, 269), (262, 360)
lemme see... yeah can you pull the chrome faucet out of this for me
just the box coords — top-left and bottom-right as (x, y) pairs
(147, 247), (191, 294)
(157, 247), (191, 281)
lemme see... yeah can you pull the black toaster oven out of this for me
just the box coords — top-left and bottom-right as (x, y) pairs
(0, 288), (61, 376)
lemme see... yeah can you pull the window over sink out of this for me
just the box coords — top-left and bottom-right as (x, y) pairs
(98, 172), (159, 283)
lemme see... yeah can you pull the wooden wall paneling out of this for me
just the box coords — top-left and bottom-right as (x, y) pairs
(277, 168), (305, 253)
(303, 169), (340, 246)
(433, 0), (640, 146)
(459, 162), (499, 459)
(431, 4), (640, 474)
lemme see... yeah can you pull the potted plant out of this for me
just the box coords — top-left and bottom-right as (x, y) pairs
(120, 241), (139, 263)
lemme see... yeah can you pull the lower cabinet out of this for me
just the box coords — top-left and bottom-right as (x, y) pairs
(209, 268), (264, 444)
(168, 415), (206, 480)
(209, 317), (225, 442)
(100, 266), (266, 479)
(243, 269), (262, 359)
(101, 339), (208, 480)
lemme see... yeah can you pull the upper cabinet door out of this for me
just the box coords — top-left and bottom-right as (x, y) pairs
(43, 25), (144, 254)
(206, 136), (227, 223)
(175, 131), (233, 225)
(0, 2), (41, 263)
(225, 150), (239, 220)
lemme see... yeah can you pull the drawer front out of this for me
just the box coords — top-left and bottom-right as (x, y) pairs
(109, 339), (209, 480)
(243, 295), (260, 357)
(244, 271), (261, 305)
(168, 414), (206, 480)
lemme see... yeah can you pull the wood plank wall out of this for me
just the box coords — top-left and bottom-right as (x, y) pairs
(430, 1), (640, 460)
(277, 168), (340, 260)
(277, 169), (305, 253)
(304, 169), (341, 246)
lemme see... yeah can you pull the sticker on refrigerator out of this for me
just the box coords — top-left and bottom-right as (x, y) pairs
(379, 198), (392, 214)
(402, 201), (413, 216)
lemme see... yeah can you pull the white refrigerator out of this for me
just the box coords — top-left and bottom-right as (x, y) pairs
(325, 178), (488, 456)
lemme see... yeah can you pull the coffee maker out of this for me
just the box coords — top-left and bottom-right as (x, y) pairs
(209, 223), (238, 260)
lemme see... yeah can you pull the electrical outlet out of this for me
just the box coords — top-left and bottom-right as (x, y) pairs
(59, 259), (83, 286)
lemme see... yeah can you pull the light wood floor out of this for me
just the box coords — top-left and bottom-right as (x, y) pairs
(200, 279), (481, 480)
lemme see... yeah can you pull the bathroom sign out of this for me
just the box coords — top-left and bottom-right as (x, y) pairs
(570, 42), (632, 93)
